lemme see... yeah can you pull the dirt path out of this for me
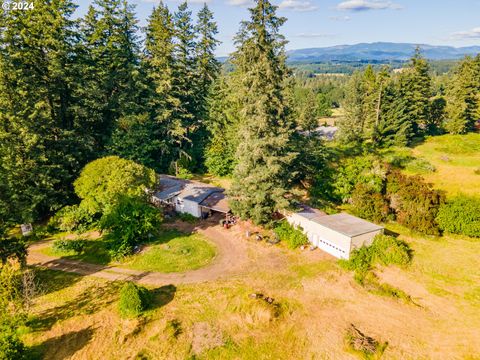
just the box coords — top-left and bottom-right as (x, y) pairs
(27, 224), (251, 286)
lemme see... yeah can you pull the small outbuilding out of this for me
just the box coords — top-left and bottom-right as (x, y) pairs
(286, 206), (384, 259)
(151, 175), (230, 218)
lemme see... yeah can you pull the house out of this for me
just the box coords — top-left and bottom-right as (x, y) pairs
(151, 175), (230, 218)
(286, 205), (384, 259)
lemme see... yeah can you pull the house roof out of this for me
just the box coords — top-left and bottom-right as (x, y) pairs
(153, 175), (226, 206)
(295, 204), (327, 220)
(200, 191), (230, 213)
(311, 213), (384, 237)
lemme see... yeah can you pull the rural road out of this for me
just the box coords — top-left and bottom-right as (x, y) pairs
(27, 224), (251, 286)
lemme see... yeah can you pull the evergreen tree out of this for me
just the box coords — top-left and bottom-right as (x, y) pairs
(445, 56), (480, 134)
(338, 71), (367, 145)
(228, 0), (296, 224)
(398, 47), (433, 136)
(108, 2), (175, 171)
(75, 0), (141, 149)
(297, 89), (319, 133)
(169, 1), (198, 174)
(204, 75), (239, 176)
(0, 0), (88, 222)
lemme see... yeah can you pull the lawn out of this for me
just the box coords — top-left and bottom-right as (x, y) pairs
(120, 230), (216, 273)
(40, 229), (217, 273)
(399, 133), (480, 197)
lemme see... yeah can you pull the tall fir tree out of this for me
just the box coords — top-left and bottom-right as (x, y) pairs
(228, 0), (296, 224)
(74, 0), (142, 149)
(108, 2), (175, 171)
(0, 0), (88, 222)
(398, 47), (433, 136)
(445, 56), (480, 134)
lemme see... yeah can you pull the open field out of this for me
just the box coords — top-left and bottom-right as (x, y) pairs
(400, 133), (480, 197)
(23, 221), (480, 359)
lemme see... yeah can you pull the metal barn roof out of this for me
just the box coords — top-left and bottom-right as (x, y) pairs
(311, 213), (384, 237)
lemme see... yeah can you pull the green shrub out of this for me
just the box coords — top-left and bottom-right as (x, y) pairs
(101, 196), (162, 259)
(332, 155), (387, 203)
(350, 184), (389, 223)
(118, 282), (152, 318)
(369, 234), (412, 266)
(340, 234), (412, 281)
(386, 170), (445, 235)
(0, 323), (25, 360)
(436, 196), (480, 237)
(404, 158), (436, 174)
(52, 239), (86, 254)
(274, 221), (309, 249)
(49, 204), (96, 232)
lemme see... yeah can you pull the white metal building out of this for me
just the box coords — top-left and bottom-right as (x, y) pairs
(286, 206), (384, 259)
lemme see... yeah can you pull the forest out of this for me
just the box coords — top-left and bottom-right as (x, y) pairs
(1, 0), (480, 358)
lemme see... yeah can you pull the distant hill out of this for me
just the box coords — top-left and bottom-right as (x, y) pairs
(286, 42), (480, 63)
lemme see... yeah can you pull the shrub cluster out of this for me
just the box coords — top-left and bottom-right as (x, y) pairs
(49, 204), (96, 232)
(386, 170), (445, 235)
(101, 196), (162, 259)
(52, 239), (86, 254)
(436, 196), (480, 237)
(0, 323), (25, 360)
(350, 184), (390, 223)
(274, 221), (309, 249)
(340, 234), (412, 281)
(118, 282), (152, 318)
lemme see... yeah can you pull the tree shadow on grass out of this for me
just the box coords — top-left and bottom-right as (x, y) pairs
(27, 326), (95, 360)
(28, 282), (123, 332)
(150, 284), (176, 310)
(32, 267), (83, 296)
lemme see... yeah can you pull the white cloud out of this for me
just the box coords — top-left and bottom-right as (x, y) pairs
(329, 15), (351, 21)
(295, 33), (336, 38)
(336, 0), (402, 11)
(226, 0), (252, 6)
(451, 27), (480, 40)
(278, 0), (318, 12)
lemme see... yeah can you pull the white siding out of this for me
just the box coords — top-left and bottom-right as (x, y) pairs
(286, 213), (351, 259)
(175, 198), (202, 217)
(350, 229), (384, 253)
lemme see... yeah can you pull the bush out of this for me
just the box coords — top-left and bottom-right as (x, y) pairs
(332, 155), (387, 203)
(274, 221), (309, 249)
(386, 170), (445, 235)
(0, 323), (25, 360)
(52, 239), (86, 254)
(436, 196), (480, 237)
(404, 158), (436, 174)
(350, 184), (389, 223)
(100, 196), (162, 259)
(340, 234), (412, 280)
(118, 282), (152, 318)
(49, 204), (96, 232)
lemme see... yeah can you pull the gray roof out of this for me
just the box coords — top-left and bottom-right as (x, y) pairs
(179, 183), (223, 204)
(153, 175), (224, 204)
(295, 204), (327, 220)
(311, 213), (384, 237)
(153, 176), (186, 201)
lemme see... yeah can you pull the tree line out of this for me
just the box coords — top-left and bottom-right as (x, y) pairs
(338, 49), (480, 147)
(0, 0), (220, 226)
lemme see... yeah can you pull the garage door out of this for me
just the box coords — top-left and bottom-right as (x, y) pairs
(315, 236), (349, 259)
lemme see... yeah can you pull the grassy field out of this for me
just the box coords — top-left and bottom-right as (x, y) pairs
(40, 229), (217, 273)
(400, 133), (480, 197)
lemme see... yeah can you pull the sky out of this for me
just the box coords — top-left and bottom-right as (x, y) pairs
(78, 0), (480, 56)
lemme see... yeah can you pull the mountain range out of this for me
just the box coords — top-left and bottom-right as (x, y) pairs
(286, 42), (480, 63)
